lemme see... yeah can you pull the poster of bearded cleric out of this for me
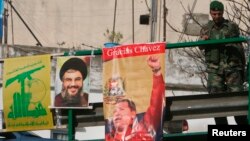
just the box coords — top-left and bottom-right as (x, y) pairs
(102, 43), (166, 141)
(53, 56), (91, 108)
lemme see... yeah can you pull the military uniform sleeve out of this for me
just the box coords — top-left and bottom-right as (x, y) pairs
(199, 21), (212, 50)
(227, 21), (240, 38)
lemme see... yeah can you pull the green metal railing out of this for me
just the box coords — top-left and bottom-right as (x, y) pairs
(64, 36), (246, 55)
(64, 36), (249, 141)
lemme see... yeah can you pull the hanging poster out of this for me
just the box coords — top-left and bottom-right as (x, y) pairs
(103, 43), (166, 141)
(53, 56), (91, 108)
(3, 55), (53, 131)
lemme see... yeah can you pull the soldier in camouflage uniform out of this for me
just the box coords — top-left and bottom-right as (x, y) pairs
(200, 1), (247, 125)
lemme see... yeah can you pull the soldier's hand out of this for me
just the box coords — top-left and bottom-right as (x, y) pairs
(200, 35), (209, 40)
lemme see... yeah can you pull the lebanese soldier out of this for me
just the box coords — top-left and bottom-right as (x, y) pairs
(200, 1), (247, 125)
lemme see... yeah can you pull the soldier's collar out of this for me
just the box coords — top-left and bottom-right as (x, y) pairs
(212, 18), (228, 28)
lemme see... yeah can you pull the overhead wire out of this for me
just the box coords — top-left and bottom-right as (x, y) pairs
(8, 0), (150, 48)
(12, 0), (50, 45)
(9, 0), (14, 45)
(178, 0), (197, 42)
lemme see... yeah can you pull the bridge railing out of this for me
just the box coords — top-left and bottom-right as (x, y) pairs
(0, 37), (249, 140)
(60, 36), (249, 140)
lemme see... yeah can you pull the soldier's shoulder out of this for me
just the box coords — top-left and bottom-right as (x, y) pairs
(224, 19), (238, 27)
(202, 20), (214, 29)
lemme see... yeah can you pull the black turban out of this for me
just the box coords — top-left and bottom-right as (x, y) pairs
(60, 57), (88, 81)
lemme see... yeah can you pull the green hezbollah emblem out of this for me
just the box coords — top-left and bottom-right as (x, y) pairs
(5, 65), (47, 119)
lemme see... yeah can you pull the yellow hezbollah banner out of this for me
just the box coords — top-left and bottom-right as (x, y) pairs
(3, 55), (54, 131)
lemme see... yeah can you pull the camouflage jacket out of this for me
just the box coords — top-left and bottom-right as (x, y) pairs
(200, 18), (245, 70)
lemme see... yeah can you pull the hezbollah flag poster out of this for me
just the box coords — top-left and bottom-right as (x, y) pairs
(102, 43), (166, 141)
(3, 55), (54, 131)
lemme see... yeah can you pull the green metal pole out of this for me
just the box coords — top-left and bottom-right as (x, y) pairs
(64, 49), (102, 56)
(167, 36), (247, 49)
(64, 37), (247, 56)
(68, 109), (74, 141)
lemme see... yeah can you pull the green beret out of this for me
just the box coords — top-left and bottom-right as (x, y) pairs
(210, 1), (224, 11)
(60, 57), (88, 81)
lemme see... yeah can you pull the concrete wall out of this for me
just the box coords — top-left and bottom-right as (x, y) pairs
(2, 0), (213, 88)
(5, 0), (150, 48)
(4, 0), (246, 47)
(3, 0), (213, 48)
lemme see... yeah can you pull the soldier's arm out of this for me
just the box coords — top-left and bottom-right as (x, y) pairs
(199, 28), (209, 50)
(227, 22), (240, 38)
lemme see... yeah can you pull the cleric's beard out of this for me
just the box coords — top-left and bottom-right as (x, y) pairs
(62, 86), (83, 106)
